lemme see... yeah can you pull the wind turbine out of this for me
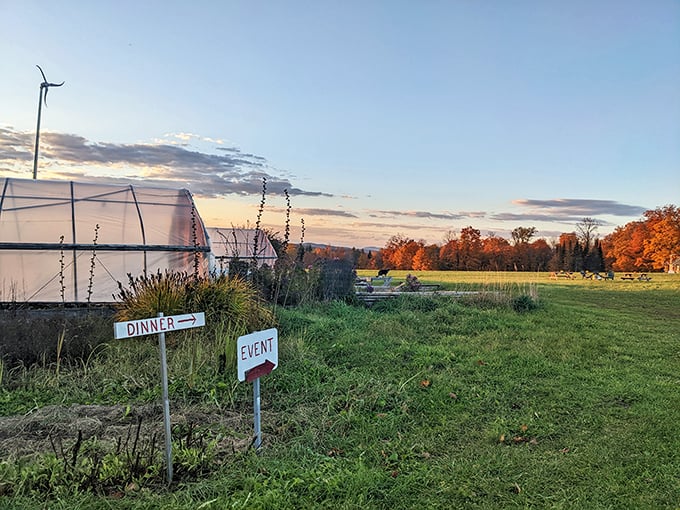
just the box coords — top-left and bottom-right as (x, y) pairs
(32, 65), (64, 179)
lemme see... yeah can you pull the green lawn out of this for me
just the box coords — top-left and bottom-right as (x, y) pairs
(1, 272), (679, 508)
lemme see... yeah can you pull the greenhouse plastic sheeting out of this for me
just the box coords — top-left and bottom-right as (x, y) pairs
(207, 227), (278, 271)
(0, 178), (210, 303)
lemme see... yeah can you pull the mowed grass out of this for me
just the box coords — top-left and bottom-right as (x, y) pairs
(2, 272), (680, 508)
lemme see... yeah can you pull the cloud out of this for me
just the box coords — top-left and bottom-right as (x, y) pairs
(0, 126), (331, 198)
(512, 199), (646, 217)
(266, 206), (358, 218)
(369, 210), (484, 220)
(491, 198), (648, 226)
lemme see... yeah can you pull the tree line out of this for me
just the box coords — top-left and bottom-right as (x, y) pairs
(283, 205), (679, 273)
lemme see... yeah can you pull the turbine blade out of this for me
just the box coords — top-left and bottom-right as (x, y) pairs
(36, 64), (47, 83)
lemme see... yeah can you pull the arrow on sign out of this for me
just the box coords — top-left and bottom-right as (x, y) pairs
(245, 359), (276, 382)
(177, 314), (198, 325)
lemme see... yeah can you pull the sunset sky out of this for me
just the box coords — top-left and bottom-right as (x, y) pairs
(1, 1), (679, 248)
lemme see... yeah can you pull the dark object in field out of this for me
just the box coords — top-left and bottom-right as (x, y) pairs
(377, 268), (390, 277)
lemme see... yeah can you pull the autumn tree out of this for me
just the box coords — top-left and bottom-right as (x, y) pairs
(439, 237), (459, 270)
(529, 238), (554, 271)
(642, 205), (680, 271)
(412, 244), (440, 270)
(603, 221), (649, 271)
(393, 240), (422, 270)
(381, 234), (411, 269)
(481, 235), (512, 270)
(456, 226), (482, 270)
(380, 234), (423, 270)
(510, 226), (537, 270)
(602, 206), (679, 271)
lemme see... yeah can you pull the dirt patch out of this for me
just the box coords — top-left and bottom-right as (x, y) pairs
(0, 403), (252, 460)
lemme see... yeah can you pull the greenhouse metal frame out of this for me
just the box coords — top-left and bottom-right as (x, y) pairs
(207, 227), (278, 273)
(0, 177), (210, 303)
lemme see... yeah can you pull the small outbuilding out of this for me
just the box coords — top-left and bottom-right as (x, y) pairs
(0, 177), (210, 303)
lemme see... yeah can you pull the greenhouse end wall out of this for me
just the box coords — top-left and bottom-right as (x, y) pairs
(0, 178), (210, 303)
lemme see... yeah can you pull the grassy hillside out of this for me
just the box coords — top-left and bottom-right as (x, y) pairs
(1, 272), (679, 508)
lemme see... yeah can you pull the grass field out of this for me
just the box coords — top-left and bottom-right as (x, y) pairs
(1, 272), (679, 508)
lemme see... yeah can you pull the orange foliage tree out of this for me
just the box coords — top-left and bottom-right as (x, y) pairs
(603, 205), (679, 271)
(642, 205), (680, 270)
(481, 235), (512, 270)
(412, 244), (440, 270)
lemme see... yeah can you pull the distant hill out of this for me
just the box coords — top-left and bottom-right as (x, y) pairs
(300, 242), (381, 252)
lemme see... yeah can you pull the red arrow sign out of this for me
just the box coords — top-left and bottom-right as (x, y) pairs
(245, 359), (276, 382)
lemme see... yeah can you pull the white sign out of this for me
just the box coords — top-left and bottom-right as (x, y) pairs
(114, 312), (206, 339)
(237, 328), (278, 382)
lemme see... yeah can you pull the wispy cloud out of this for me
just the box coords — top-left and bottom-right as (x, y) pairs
(369, 210), (485, 220)
(0, 127), (331, 198)
(266, 206), (358, 218)
(488, 198), (647, 226)
(512, 199), (646, 217)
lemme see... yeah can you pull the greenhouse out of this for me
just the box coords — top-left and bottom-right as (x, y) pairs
(207, 227), (278, 272)
(0, 177), (210, 303)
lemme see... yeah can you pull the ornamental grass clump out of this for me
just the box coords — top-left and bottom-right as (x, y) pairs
(185, 274), (275, 334)
(114, 270), (275, 334)
(114, 271), (188, 321)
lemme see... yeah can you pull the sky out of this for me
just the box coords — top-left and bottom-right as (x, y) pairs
(1, 0), (679, 249)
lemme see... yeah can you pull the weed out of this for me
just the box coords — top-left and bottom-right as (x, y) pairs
(54, 326), (65, 377)
(86, 224), (99, 305)
(58, 235), (65, 305)
(252, 177), (267, 270)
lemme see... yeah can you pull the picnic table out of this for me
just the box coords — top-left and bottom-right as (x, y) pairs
(581, 270), (615, 280)
(354, 276), (393, 292)
(550, 271), (575, 280)
(621, 273), (651, 281)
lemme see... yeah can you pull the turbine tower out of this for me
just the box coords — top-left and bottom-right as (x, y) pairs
(33, 65), (64, 179)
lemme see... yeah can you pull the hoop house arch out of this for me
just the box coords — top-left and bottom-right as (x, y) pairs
(207, 227), (278, 274)
(0, 178), (210, 303)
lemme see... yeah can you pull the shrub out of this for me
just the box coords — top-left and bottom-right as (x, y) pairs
(252, 260), (318, 306)
(253, 257), (355, 306)
(512, 294), (539, 313)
